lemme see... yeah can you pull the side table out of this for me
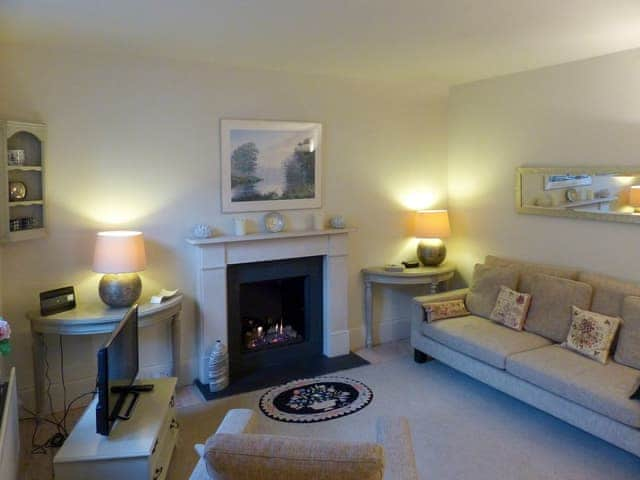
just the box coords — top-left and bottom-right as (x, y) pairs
(28, 295), (183, 415)
(361, 264), (455, 348)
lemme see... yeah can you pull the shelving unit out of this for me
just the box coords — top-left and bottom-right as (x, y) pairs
(0, 121), (46, 242)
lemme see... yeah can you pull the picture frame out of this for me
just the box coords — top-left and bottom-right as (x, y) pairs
(220, 119), (322, 213)
(544, 174), (592, 190)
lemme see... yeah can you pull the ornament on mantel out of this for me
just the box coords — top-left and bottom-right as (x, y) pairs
(192, 224), (213, 239)
(208, 340), (229, 393)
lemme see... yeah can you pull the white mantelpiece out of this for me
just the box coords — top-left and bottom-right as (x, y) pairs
(187, 229), (353, 384)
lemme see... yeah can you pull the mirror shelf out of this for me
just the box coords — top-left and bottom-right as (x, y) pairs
(516, 166), (640, 225)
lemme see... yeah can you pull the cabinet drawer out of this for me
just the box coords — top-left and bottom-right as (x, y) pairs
(149, 409), (178, 480)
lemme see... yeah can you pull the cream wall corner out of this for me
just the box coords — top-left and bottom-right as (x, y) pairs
(0, 45), (448, 410)
(447, 47), (640, 285)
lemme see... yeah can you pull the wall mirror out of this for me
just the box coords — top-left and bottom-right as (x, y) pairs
(516, 167), (640, 225)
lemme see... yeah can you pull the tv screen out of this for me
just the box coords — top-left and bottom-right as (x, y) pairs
(96, 305), (139, 436)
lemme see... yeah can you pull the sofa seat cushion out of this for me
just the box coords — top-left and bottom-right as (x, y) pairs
(507, 345), (640, 428)
(421, 315), (551, 369)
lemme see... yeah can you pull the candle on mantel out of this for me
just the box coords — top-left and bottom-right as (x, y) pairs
(257, 326), (263, 337)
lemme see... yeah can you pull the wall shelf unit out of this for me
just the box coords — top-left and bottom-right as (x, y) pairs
(0, 121), (46, 242)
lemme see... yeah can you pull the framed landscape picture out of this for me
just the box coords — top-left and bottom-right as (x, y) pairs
(220, 119), (322, 212)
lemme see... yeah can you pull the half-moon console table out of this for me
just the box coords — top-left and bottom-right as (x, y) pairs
(361, 265), (455, 348)
(28, 295), (183, 415)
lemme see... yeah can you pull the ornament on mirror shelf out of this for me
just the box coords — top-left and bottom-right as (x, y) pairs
(192, 223), (213, 239)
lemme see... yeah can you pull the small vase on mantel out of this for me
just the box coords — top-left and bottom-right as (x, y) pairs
(208, 340), (229, 393)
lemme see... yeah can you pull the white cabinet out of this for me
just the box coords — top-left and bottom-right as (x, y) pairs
(0, 120), (46, 242)
(54, 377), (178, 480)
(0, 368), (19, 480)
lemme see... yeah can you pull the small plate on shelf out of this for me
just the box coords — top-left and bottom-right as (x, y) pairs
(264, 212), (285, 233)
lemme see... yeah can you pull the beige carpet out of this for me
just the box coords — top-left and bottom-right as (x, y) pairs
(170, 355), (640, 480)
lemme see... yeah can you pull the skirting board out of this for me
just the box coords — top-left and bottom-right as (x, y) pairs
(350, 318), (410, 350)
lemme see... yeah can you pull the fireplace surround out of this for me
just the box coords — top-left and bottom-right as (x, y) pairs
(187, 229), (353, 385)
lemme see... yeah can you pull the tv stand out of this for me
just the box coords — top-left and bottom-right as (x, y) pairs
(54, 377), (177, 480)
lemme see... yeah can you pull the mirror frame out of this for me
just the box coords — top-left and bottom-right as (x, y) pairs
(516, 166), (640, 225)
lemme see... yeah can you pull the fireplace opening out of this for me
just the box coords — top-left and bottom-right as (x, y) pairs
(241, 277), (306, 352)
(227, 256), (323, 379)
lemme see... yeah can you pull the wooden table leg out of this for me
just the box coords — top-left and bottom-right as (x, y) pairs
(171, 312), (181, 380)
(31, 331), (45, 415)
(364, 280), (373, 348)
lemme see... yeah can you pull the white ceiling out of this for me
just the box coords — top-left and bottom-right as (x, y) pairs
(2, 0), (640, 86)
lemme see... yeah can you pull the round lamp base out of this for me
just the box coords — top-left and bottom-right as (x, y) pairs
(99, 273), (142, 308)
(417, 239), (446, 266)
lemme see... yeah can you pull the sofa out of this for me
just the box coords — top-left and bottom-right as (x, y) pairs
(411, 255), (640, 457)
(189, 409), (418, 480)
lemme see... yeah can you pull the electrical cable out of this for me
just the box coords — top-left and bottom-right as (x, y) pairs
(27, 335), (97, 454)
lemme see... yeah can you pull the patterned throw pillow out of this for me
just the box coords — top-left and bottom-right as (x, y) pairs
(423, 299), (470, 323)
(489, 285), (531, 330)
(563, 306), (621, 364)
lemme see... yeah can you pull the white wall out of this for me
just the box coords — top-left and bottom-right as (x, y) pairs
(447, 48), (640, 283)
(0, 46), (448, 409)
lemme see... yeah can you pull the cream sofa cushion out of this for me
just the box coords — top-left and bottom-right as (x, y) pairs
(422, 315), (550, 369)
(204, 433), (384, 480)
(465, 263), (519, 319)
(524, 273), (592, 343)
(577, 271), (640, 317)
(507, 345), (640, 428)
(485, 255), (578, 292)
(615, 296), (640, 370)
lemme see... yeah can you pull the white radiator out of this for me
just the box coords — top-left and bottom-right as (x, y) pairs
(0, 367), (19, 480)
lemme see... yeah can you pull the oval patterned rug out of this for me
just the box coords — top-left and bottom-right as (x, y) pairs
(259, 376), (373, 423)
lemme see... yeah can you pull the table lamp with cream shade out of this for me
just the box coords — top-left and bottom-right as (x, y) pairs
(630, 186), (640, 212)
(93, 231), (146, 308)
(414, 210), (451, 266)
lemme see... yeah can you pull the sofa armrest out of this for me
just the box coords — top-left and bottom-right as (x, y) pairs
(412, 288), (469, 329)
(376, 417), (418, 480)
(413, 288), (469, 306)
(191, 410), (258, 480)
(214, 408), (257, 435)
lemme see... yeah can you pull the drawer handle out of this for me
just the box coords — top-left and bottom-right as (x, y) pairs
(170, 418), (179, 430)
(151, 439), (159, 455)
(153, 466), (163, 480)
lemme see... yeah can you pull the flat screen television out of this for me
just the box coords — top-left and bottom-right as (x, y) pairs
(96, 305), (139, 436)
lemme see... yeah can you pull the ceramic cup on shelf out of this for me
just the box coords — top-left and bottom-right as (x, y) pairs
(330, 215), (345, 229)
(312, 212), (325, 230)
(234, 217), (248, 236)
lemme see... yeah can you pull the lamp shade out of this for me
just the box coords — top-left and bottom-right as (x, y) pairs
(414, 210), (451, 239)
(93, 231), (147, 274)
(630, 186), (640, 207)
